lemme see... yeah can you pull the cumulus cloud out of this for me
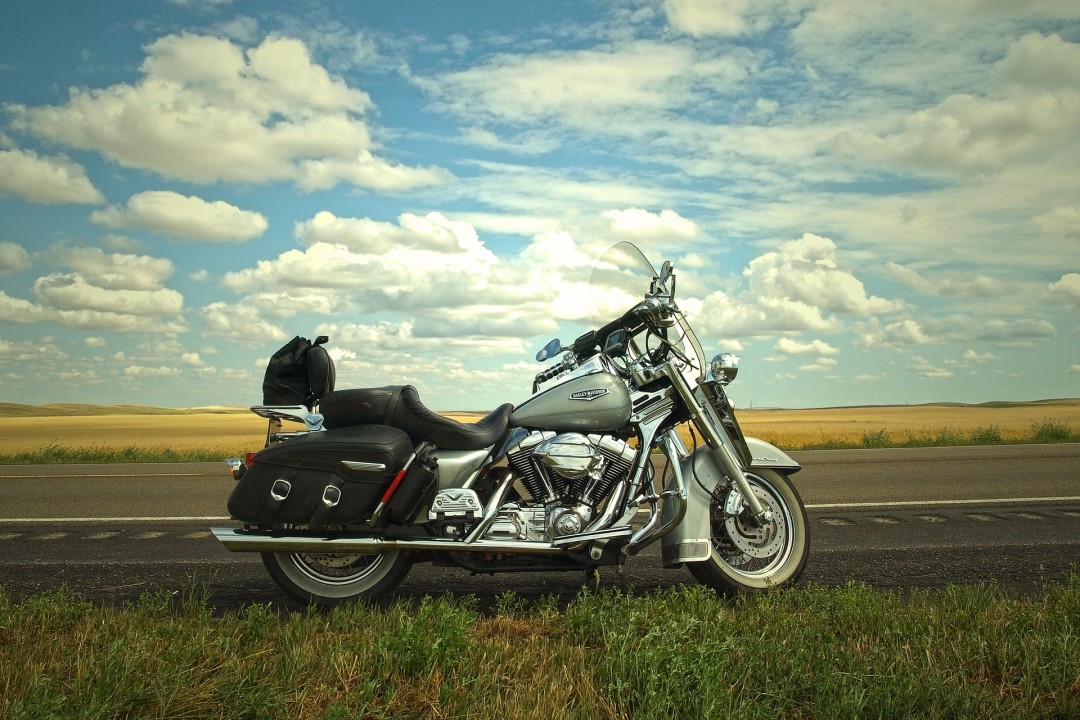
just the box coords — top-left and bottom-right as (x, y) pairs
(600, 208), (698, 244)
(9, 34), (450, 192)
(745, 234), (900, 316)
(663, 0), (786, 37)
(828, 32), (1080, 175)
(294, 211), (479, 254)
(774, 337), (840, 356)
(1048, 273), (1080, 309)
(0, 148), (105, 204)
(0, 246), (187, 332)
(1035, 206), (1080, 240)
(91, 191), (268, 242)
(33, 274), (183, 317)
(421, 40), (750, 133)
(859, 315), (1056, 348)
(883, 262), (1013, 298)
(51, 246), (173, 291)
(0, 241), (32, 274)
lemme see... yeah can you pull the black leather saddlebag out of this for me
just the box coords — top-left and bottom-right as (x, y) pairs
(227, 425), (413, 528)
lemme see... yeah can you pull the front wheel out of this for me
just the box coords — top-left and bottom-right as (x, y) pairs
(261, 549), (411, 607)
(688, 468), (808, 595)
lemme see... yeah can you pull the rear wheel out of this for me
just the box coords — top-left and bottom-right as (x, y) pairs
(261, 549), (411, 607)
(687, 468), (808, 594)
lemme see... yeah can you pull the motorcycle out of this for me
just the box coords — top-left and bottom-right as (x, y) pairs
(213, 242), (809, 605)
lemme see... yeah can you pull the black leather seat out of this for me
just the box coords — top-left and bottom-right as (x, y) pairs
(320, 385), (513, 451)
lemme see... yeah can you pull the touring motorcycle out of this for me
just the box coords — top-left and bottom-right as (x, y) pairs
(213, 242), (809, 605)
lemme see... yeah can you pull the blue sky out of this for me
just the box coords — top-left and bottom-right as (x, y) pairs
(1, 0), (1078, 411)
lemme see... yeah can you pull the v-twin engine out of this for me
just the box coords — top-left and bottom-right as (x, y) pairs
(489, 431), (637, 541)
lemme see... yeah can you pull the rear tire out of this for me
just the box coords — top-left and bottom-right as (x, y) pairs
(687, 468), (808, 595)
(261, 549), (411, 607)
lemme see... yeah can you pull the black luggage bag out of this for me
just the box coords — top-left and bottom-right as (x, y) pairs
(228, 425), (413, 528)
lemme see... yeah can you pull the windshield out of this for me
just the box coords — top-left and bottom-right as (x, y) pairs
(589, 242), (706, 383)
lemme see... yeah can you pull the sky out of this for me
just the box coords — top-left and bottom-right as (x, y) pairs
(0, 0), (1078, 412)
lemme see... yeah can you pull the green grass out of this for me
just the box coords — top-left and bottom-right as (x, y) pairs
(0, 577), (1076, 719)
(813, 419), (1080, 451)
(0, 443), (240, 465)
(0, 420), (1075, 464)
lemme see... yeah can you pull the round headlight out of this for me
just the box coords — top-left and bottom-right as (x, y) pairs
(710, 353), (739, 385)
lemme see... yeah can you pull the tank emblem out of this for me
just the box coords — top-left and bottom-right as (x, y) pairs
(570, 388), (609, 401)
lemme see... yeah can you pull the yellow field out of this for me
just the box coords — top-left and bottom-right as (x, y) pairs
(0, 401), (1075, 455)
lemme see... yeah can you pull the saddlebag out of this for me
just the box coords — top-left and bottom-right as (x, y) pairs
(227, 425), (413, 528)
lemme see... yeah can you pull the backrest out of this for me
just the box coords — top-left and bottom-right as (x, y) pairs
(306, 343), (336, 402)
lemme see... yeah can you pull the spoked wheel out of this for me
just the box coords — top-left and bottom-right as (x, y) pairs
(261, 548), (411, 607)
(688, 468), (809, 595)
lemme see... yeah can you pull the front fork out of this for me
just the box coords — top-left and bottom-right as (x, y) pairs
(664, 365), (773, 526)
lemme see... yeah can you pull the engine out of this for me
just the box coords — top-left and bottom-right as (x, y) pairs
(496, 431), (637, 540)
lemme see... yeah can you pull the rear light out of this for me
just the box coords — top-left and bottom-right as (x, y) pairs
(225, 455), (254, 481)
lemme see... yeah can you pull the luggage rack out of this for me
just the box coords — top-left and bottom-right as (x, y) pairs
(250, 405), (325, 445)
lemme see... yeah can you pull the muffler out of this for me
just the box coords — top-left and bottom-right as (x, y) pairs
(211, 527), (565, 555)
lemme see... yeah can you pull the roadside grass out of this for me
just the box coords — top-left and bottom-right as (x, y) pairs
(0, 419), (1074, 464)
(1, 576), (1076, 719)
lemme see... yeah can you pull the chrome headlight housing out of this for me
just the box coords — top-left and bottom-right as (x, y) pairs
(710, 353), (739, 385)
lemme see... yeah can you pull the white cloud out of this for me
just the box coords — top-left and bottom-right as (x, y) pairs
(10, 34), (449, 191)
(600, 208), (698, 244)
(745, 234), (900, 316)
(828, 33), (1080, 175)
(0, 290), (46, 324)
(859, 315), (1056, 348)
(84, 337), (107, 348)
(774, 337), (840, 356)
(662, 0), (788, 37)
(123, 365), (183, 377)
(0, 241), (32, 274)
(421, 40), (751, 133)
(91, 191), (268, 242)
(52, 246), (173, 291)
(294, 211), (478, 254)
(33, 274), (183, 317)
(883, 263), (1013, 298)
(1035, 206), (1080, 240)
(0, 148), (105, 205)
(1048, 273), (1080, 309)
(200, 301), (288, 342)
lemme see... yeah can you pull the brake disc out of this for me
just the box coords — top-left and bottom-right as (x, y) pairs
(722, 486), (785, 559)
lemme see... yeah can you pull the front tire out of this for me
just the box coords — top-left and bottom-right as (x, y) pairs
(688, 468), (808, 595)
(261, 548), (411, 607)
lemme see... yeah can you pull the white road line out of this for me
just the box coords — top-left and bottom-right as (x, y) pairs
(4, 497), (1080, 523)
(1, 516), (232, 523)
(0, 473), (206, 479)
(806, 496), (1080, 510)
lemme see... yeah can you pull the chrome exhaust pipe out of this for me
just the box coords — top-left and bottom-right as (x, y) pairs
(211, 527), (565, 555)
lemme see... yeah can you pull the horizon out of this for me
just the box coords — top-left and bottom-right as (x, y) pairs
(1, 1), (1078, 411)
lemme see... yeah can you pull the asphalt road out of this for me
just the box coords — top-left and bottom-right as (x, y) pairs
(1, 444), (1077, 610)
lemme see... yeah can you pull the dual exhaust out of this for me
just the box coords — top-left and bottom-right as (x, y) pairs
(211, 526), (632, 555)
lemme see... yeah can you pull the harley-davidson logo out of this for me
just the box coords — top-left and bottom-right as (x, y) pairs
(570, 388), (609, 401)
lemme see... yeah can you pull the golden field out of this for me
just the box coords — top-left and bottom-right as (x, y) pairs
(0, 400), (1075, 455)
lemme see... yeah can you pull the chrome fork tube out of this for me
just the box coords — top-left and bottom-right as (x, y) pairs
(664, 364), (770, 522)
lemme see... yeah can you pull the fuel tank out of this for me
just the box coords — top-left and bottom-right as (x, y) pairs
(510, 372), (631, 432)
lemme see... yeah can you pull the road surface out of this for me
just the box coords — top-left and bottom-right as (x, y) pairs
(1, 444), (1077, 610)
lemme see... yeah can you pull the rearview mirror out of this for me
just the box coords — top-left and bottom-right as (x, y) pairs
(536, 338), (563, 362)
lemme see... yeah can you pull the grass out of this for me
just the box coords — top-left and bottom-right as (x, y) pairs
(0, 577), (1076, 719)
(0, 403), (1076, 463)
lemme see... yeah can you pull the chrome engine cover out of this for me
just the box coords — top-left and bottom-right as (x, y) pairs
(500, 430), (639, 540)
(533, 432), (601, 479)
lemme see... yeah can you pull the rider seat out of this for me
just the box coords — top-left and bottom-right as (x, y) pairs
(320, 385), (514, 451)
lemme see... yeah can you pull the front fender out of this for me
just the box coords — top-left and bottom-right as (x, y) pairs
(658, 437), (799, 568)
(660, 445), (724, 567)
(746, 436), (801, 473)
